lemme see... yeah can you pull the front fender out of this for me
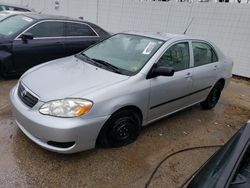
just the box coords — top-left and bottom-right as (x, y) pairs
(0, 50), (13, 75)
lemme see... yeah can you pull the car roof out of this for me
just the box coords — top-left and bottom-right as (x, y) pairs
(18, 12), (93, 24)
(123, 31), (199, 41)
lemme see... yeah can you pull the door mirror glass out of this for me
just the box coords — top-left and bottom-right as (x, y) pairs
(20, 32), (34, 41)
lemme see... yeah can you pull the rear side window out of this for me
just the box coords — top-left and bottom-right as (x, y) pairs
(26, 21), (64, 38)
(13, 7), (30, 12)
(157, 42), (190, 71)
(192, 42), (218, 67)
(65, 22), (96, 37)
(5, 6), (14, 11)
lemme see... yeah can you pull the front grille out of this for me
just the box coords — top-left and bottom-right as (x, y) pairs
(18, 83), (38, 108)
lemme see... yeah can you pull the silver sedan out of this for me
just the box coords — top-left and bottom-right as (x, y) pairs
(10, 32), (233, 153)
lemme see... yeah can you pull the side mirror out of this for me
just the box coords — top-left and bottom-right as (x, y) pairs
(147, 65), (175, 79)
(20, 33), (34, 41)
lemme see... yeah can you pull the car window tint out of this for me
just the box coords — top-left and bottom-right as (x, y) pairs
(157, 42), (190, 71)
(66, 22), (96, 37)
(192, 42), (218, 67)
(14, 7), (29, 12)
(7, 6), (14, 11)
(229, 144), (250, 187)
(0, 15), (34, 36)
(27, 21), (64, 38)
(0, 5), (6, 11)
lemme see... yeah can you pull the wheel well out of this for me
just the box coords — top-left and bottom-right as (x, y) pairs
(112, 106), (143, 123)
(95, 105), (143, 148)
(217, 78), (225, 89)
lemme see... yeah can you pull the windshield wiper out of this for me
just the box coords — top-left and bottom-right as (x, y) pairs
(76, 53), (123, 74)
(91, 58), (122, 74)
(76, 53), (102, 67)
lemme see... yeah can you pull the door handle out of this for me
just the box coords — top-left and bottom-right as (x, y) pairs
(185, 72), (192, 78)
(213, 65), (218, 70)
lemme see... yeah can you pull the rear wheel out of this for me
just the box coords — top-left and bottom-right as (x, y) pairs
(97, 109), (141, 148)
(201, 82), (223, 110)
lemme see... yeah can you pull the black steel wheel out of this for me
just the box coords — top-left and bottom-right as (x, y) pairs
(201, 82), (223, 110)
(97, 109), (141, 148)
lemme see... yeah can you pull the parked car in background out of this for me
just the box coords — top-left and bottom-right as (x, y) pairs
(0, 3), (32, 12)
(0, 13), (110, 77)
(188, 120), (250, 188)
(0, 10), (25, 21)
(10, 32), (233, 153)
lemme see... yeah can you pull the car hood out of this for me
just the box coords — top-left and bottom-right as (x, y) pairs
(21, 56), (130, 102)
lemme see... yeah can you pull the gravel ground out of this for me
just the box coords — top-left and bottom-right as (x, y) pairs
(0, 78), (249, 188)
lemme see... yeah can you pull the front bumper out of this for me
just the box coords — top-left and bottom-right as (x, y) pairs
(9, 86), (109, 154)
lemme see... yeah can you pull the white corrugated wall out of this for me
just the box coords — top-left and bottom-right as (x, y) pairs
(1, 0), (250, 78)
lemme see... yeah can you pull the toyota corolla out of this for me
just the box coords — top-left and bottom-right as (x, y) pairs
(10, 32), (233, 153)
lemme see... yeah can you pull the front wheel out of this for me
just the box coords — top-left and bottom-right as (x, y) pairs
(97, 109), (141, 148)
(201, 82), (223, 110)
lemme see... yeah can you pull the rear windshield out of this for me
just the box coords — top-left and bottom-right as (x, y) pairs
(0, 15), (34, 36)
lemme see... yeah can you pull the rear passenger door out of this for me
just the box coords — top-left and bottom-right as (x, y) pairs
(148, 41), (193, 121)
(64, 22), (100, 56)
(12, 21), (66, 71)
(189, 41), (221, 103)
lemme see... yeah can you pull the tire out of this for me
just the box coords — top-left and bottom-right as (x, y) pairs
(97, 109), (141, 148)
(201, 82), (223, 110)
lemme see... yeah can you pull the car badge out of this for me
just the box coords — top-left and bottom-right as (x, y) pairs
(21, 90), (27, 97)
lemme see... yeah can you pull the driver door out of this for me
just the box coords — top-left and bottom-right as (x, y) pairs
(12, 21), (66, 73)
(148, 41), (193, 121)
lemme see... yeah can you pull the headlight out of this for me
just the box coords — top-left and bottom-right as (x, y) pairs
(39, 99), (93, 118)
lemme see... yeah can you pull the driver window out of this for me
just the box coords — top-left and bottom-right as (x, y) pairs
(157, 42), (190, 71)
(26, 21), (64, 38)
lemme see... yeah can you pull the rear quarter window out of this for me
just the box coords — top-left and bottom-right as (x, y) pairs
(65, 22), (97, 37)
(192, 42), (218, 67)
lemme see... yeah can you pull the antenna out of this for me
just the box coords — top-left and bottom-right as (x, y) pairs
(183, 17), (194, 35)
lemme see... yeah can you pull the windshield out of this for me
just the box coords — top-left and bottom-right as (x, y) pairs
(0, 15), (34, 36)
(81, 34), (164, 75)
